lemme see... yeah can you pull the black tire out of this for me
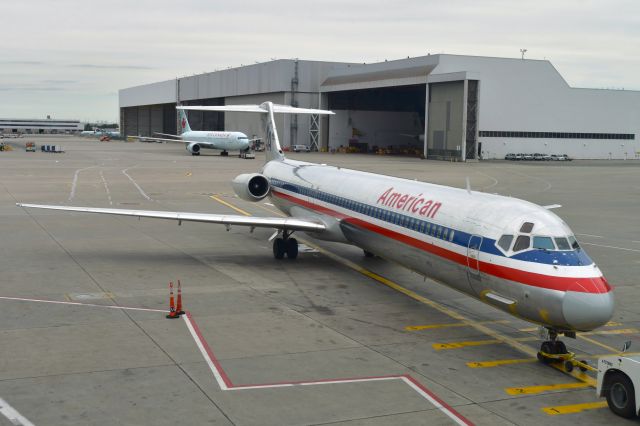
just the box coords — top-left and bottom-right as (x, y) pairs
(273, 238), (285, 259)
(605, 372), (637, 419)
(286, 238), (298, 259)
(363, 250), (374, 258)
(554, 340), (568, 354)
(564, 360), (574, 373)
(538, 341), (555, 364)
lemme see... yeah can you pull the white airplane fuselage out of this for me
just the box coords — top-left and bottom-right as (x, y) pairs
(263, 158), (614, 333)
(180, 130), (250, 154)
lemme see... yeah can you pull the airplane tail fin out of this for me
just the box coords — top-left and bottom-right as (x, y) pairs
(177, 107), (192, 134)
(177, 103), (334, 163)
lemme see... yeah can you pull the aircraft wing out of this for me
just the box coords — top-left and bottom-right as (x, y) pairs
(131, 135), (213, 146)
(16, 204), (326, 233)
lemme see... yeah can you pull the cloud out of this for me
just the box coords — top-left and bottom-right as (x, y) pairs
(71, 64), (155, 70)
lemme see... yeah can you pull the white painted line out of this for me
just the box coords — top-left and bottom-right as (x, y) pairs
(263, 202), (275, 206)
(69, 166), (96, 201)
(0, 397), (35, 426)
(580, 242), (640, 253)
(576, 233), (604, 239)
(182, 314), (229, 390)
(99, 170), (113, 205)
(182, 312), (474, 425)
(0, 296), (166, 313)
(401, 377), (471, 426)
(122, 167), (152, 201)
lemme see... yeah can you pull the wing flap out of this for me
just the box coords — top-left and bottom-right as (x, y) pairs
(17, 204), (325, 232)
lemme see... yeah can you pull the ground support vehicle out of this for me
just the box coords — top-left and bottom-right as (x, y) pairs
(597, 352), (640, 418)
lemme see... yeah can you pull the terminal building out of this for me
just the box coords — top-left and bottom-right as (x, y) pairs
(0, 118), (83, 135)
(119, 54), (639, 160)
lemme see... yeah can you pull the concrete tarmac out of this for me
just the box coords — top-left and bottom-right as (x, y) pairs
(0, 135), (638, 425)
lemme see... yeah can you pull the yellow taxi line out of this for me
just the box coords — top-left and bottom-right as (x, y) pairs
(209, 195), (252, 216)
(467, 358), (537, 368)
(541, 401), (608, 415)
(405, 319), (510, 331)
(578, 335), (619, 354)
(434, 337), (537, 350)
(505, 382), (591, 395)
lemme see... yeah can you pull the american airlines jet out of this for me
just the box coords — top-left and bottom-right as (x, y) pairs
(135, 109), (252, 156)
(18, 102), (614, 362)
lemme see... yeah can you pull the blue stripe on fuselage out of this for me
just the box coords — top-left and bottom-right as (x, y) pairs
(270, 179), (593, 267)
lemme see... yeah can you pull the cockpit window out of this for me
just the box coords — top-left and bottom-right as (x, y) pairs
(513, 235), (531, 252)
(568, 235), (580, 250)
(554, 237), (571, 250)
(533, 236), (555, 250)
(239, 136), (249, 140)
(497, 234), (513, 251)
(520, 222), (534, 233)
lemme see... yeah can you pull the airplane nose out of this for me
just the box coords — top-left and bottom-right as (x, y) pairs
(562, 286), (614, 331)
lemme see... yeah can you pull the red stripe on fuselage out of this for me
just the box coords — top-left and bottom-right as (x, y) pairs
(271, 189), (611, 294)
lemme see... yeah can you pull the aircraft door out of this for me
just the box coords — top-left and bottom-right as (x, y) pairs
(467, 235), (482, 276)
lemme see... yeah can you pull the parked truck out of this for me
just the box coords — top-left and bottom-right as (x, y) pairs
(597, 343), (639, 418)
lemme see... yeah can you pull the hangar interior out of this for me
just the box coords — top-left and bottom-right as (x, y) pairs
(119, 55), (639, 160)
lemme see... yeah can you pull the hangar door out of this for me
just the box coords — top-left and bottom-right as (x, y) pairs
(427, 80), (478, 161)
(327, 85), (426, 155)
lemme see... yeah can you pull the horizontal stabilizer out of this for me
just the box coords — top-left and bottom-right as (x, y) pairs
(178, 104), (334, 115)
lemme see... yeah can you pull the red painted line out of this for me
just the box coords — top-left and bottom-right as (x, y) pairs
(184, 311), (234, 388)
(403, 375), (474, 426)
(271, 189), (611, 294)
(185, 311), (474, 425)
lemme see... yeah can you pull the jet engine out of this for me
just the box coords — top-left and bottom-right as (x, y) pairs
(232, 173), (270, 202)
(186, 143), (200, 155)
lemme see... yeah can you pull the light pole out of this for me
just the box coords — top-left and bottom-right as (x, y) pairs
(520, 49), (527, 60)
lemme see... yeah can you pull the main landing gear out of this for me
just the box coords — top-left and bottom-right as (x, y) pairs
(220, 150), (229, 157)
(272, 231), (298, 260)
(537, 329), (590, 372)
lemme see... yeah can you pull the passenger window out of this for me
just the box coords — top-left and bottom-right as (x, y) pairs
(497, 234), (514, 251)
(449, 230), (455, 242)
(436, 226), (442, 238)
(442, 229), (448, 240)
(426, 223), (431, 233)
(568, 235), (581, 250)
(520, 222), (534, 233)
(554, 237), (571, 250)
(513, 235), (531, 252)
(533, 236), (555, 250)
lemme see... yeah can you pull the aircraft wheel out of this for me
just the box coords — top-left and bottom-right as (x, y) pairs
(605, 372), (637, 419)
(192, 153), (200, 156)
(273, 238), (286, 259)
(554, 341), (568, 354)
(537, 341), (555, 364)
(286, 238), (298, 259)
(221, 151), (229, 157)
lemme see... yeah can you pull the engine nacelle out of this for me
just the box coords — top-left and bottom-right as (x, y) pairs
(232, 173), (270, 202)
(186, 143), (200, 155)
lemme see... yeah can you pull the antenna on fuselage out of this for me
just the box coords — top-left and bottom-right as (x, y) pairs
(465, 177), (472, 195)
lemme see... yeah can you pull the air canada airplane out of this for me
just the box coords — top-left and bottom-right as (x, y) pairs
(134, 108), (253, 156)
(18, 102), (614, 361)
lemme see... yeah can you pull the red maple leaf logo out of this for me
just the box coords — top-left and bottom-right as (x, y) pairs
(181, 118), (186, 129)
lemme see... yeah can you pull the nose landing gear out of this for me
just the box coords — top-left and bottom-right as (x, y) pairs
(272, 230), (298, 260)
(537, 329), (591, 372)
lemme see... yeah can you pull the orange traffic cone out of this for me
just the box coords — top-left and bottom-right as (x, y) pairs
(176, 280), (185, 316)
(166, 281), (178, 319)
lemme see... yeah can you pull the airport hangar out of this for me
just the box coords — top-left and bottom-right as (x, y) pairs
(119, 54), (640, 160)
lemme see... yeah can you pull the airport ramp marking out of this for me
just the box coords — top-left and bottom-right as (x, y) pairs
(181, 312), (473, 426)
(99, 170), (113, 205)
(505, 382), (591, 395)
(405, 319), (509, 331)
(69, 165), (97, 201)
(0, 296), (166, 313)
(122, 167), (152, 201)
(0, 397), (35, 426)
(467, 358), (537, 368)
(209, 195), (251, 216)
(541, 401), (608, 415)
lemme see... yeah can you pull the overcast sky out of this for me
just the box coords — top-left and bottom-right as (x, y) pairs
(1, 0), (638, 122)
